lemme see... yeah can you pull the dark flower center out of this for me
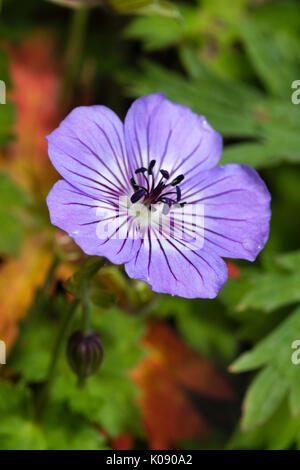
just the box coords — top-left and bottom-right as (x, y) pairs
(130, 159), (186, 214)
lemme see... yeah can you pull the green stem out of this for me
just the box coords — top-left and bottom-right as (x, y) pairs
(81, 278), (90, 336)
(60, 6), (90, 102)
(35, 299), (79, 418)
(44, 254), (60, 293)
(47, 299), (80, 383)
(33, 253), (60, 313)
(76, 278), (92, 388)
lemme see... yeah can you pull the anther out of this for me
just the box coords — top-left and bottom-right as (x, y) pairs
(135, 167), (147, 174)
(148, 160), (156, 175)
(131, 188), (147, 203)
(160, 169), (169, 179)
(170, 174), (184, 186)
(176, 186), (181, 202)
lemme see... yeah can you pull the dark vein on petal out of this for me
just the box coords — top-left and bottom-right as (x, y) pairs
(133, 117), (144, 169)
(170, 137), (203, 176)
(79, 213), (122, 226)
(164, 237), (203, 283)
(62, 165), (121, 199)
(155, 235), (178, 282)
(190, 188), (247, 204)
(98, 216), (131, 246)
(94, 121), (129, 188)
(108, 118), (131, 181)
(65, 187), (118, 208)
(116, 218), (134, 255)
(183, 175), (233, 200)
(70, 134), (127, 191)
(134, 238), (144, 266)
(159, 129), (172, 170)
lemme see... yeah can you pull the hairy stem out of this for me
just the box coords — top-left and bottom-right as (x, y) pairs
(80, 278), (91, 336)
(35, 299), (79, 418)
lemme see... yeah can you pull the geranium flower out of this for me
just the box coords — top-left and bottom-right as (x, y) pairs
(47, 93), (271, 298)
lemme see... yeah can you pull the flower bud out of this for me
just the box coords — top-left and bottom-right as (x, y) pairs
(67, 330), (103, 380)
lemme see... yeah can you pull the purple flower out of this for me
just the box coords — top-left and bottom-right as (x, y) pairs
(47, 93), (271, 298)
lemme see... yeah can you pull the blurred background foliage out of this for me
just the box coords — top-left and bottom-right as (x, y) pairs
(0, 0), (300, 450)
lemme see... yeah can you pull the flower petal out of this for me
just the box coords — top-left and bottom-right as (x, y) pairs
(47, 106), (130, 200)
(182, 164), (271, 261)
(125, 232), (228, 299)
(47, 180), (141, 264)
(124, 93), (222, 182)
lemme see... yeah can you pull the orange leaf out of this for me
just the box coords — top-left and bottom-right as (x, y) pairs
(132, 321), (234, 449)
(3, 31), (61, 196)
(111, 433), (134, 450)
(0, 236), (51, 350)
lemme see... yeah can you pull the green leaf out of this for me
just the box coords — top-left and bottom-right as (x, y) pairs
(40, 405), (108, 450)
(221, 142), (282, 168)
(0, 210), (23, 257)
(0, 103), (14, 144)
(240, 20), (300, 98)
(0, 173), (29, 256)
(253, 0), (300, 37)
(0, 380), (46, 450)
(124, 15), (182, 50)
(274, 250), (300, 272)
(241, 365), (288, 431)
(9, 294), (70, 381)
(231, 306), (300, 433)
(124, 59), (263, 138)
(0, 416), (47, 450)
(231, 306), (300, 373)
(0, 173), (29, 208)
(0, 47), (14, 143)
(108, 0), (180, 18)
(0, 380), (107, 450)
(229, 398), (300, 450)
(237, 271), (300, 313)
(177, 309), (237, 363)
(0, 380), (31, 414)
(51, 307), (145, 436)
(220, 250), (300, 314)
(123, 43), (300, 168)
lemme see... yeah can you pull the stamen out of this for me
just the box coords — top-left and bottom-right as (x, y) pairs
(170, 174), (184, 186)
(148, 160), (156, 175)
(130, 164), (187, 210)
(131, 188), (147, 203)
(135, 167), (147, 174)
(160, 169), (169, 179)
(151, 180), (166, 200)
(130, 177), (139, 190)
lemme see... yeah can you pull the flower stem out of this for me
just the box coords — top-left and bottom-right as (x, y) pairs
(76, 279), (91, 388)
(35, 299), (79, 418)
(44, 254), (60, 293)
(47, 299), (80, 383)
(80, 278), (91, 336)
